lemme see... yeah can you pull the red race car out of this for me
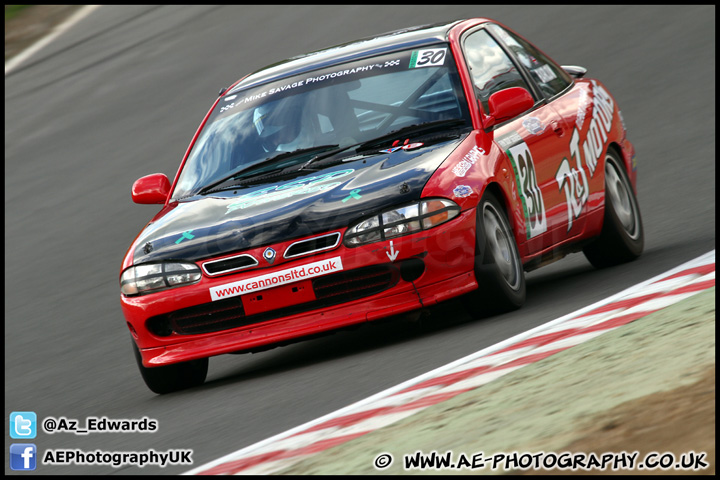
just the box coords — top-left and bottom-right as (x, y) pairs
(121, 18), (642, 393)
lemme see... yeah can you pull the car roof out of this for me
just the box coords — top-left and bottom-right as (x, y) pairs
(228, 18), (487, 94)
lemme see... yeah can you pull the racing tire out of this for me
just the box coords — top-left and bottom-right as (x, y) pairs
(465, 191), (526, 314)
(583, 149), (644, 268)
(132, 341), (208, 394)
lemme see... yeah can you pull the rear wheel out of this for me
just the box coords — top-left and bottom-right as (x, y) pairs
(132, 341), (208, 394)
(583, 149), (644, 268)
(465, 191), (525, 314)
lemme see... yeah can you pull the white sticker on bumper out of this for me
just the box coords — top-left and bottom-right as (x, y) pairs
(209, 256), (343, 301)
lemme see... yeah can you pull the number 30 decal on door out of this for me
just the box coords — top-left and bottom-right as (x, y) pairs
(506, 141), (548, 240)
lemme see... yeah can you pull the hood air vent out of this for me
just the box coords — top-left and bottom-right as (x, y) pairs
(284, 232), (341, 259)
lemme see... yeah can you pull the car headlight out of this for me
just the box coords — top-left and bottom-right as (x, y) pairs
(344, 198), (460, 247)
(120, 262), (202, 296)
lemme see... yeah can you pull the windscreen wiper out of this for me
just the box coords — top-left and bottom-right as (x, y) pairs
(197, 144), (339, 194)
(299, 118), (470, 172)
(355, 118), (469, 153)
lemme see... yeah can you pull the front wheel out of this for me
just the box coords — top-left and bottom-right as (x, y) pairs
(465, 191), (526, 315)
(583, 149), (644, 268)
(132, 341), (208, 394)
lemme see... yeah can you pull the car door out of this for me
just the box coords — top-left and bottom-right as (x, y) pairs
(461, 26), (575, 255)
(486, 23), (596, 244)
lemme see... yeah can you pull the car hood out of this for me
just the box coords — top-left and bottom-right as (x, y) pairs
(132, 138), (464, 264)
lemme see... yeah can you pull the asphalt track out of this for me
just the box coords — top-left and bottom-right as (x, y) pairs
(4, 5), (715, 475)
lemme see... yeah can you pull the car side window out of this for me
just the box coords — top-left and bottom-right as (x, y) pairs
(487, 24), (571, 99)
(463, 28), (531, 114)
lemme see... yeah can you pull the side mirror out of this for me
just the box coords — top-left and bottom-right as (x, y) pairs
(131, 173), (170, 204)
(484, 87), (535, 129)
(561, 65), (587, 78)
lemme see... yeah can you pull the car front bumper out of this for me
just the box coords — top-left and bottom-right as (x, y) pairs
(122, 208), (479, 367)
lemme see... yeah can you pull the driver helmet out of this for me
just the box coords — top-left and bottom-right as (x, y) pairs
(253, 98), (303, 152)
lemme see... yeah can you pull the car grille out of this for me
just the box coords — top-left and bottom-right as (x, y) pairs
(146, 264), (401, 337)
(312, 265), (397, 301)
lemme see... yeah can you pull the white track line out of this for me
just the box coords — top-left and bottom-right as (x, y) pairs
(5, 5), (101, 75)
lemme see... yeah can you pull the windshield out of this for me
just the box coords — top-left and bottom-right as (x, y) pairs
(172, 44), (471, 199)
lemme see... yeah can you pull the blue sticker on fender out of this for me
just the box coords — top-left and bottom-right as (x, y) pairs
(453, 185), (472, 198)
